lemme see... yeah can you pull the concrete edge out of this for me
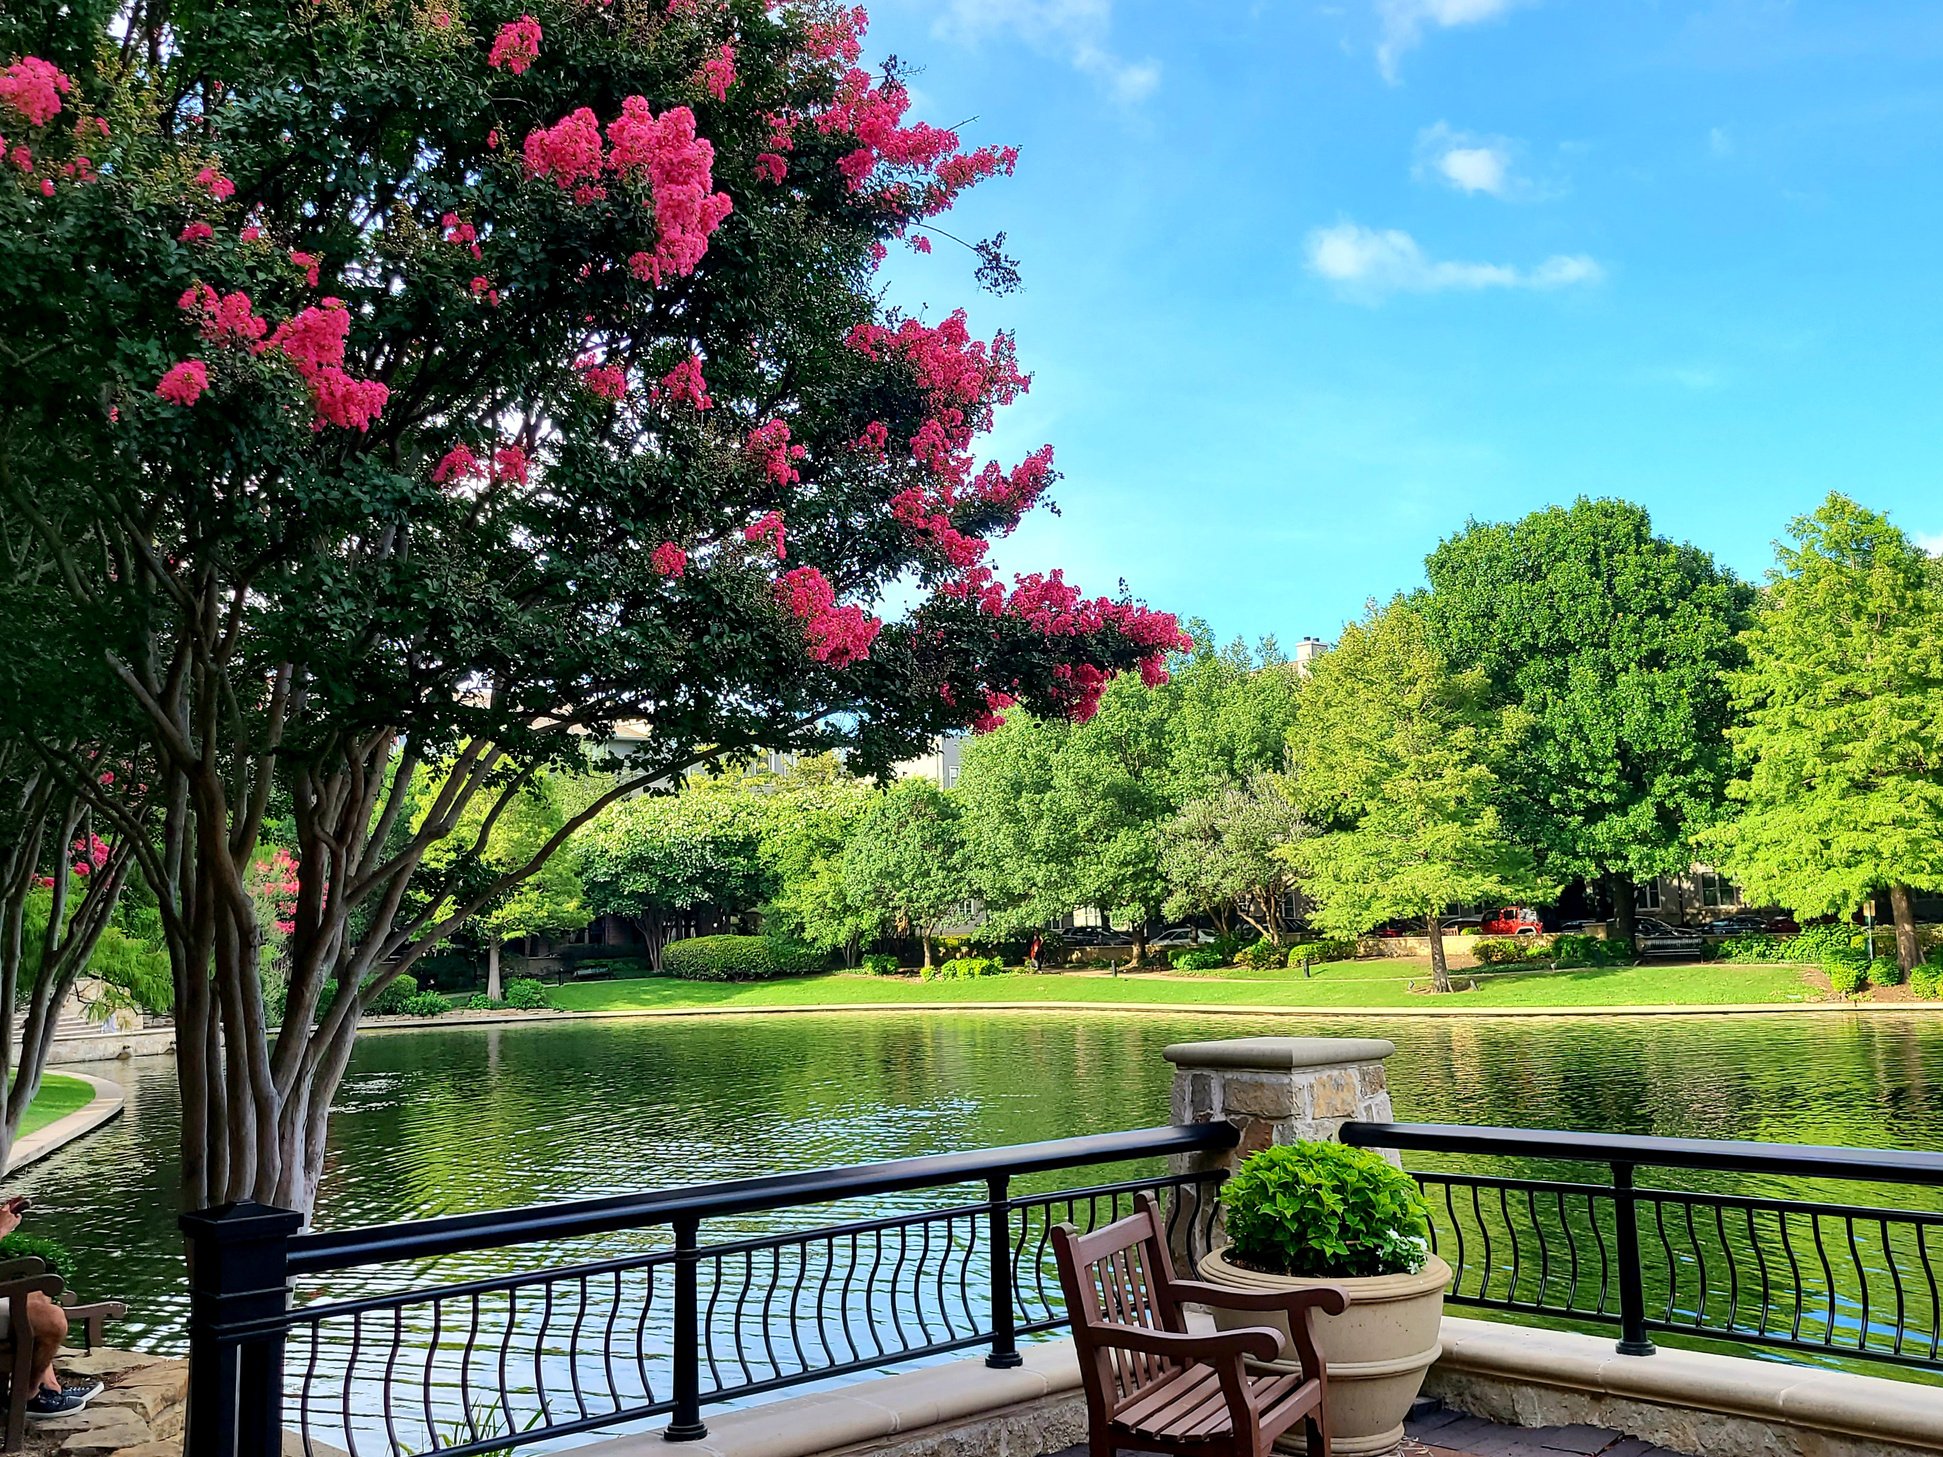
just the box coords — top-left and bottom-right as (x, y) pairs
(1163, 1035), (1398, 1069)
(350, 997), (1924, 1036)
(12, 1070), (125, 1171)
(575, 1340), (1083, 1456)
(1434, 1315), (1943, 1449)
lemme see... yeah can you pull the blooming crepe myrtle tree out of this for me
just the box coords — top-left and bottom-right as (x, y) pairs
(0, 0), (1186, 1213)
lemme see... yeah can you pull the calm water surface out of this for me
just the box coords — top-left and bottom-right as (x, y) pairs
(23, 1009), (1943, 1352)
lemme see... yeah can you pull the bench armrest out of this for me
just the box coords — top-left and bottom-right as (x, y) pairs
(1085, 1319), (1284, 1364)
(1168, 1279), (1350, 1318)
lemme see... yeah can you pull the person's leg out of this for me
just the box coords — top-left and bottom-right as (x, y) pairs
(26, 1293), (66, 1392)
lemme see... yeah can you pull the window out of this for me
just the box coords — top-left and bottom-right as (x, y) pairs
(1635, 880), (1661, 911)
(1700, 872), (1738, 909)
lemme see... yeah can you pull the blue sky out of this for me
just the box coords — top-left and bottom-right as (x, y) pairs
(862, 0), (1943, 648)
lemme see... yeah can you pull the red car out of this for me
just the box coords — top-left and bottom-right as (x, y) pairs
(1480, 906), (1545, 936)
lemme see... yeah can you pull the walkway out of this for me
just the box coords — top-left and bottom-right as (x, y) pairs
(1040, 1401), (1691, 1457)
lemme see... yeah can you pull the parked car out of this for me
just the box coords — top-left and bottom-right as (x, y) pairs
(1765, 914), (1800, 935)
(1561, 917), (1610, 933)
(1149, 926), (1215, 949)
(1706, 914), (1767, 936)
(1480, 906), (1545, 937)
(1634, 917), (1706, 959)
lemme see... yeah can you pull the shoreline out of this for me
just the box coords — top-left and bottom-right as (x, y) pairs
(11, 1071), (125, 1172)
(349, 994), (1941, 1035)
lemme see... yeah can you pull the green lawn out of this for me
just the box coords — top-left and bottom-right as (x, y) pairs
(549, 960), (1825, 1016)
(15, 1073), (95, 1138)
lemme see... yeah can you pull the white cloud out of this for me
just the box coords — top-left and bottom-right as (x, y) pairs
(1414, 122), (1522, 198)
(1376, 0), (1529, 82)
(1917, 532), (1943, 558)
(1709, 126), (1735, 159)
(1306, 222), (1604, 300)
(937, 0), (1160, 103)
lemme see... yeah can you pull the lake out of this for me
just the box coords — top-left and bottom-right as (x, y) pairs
(22, 1007), (1943, 1354)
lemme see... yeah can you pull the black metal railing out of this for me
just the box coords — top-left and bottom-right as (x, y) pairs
(182, 1123), (1235, 1457)
(1342, 1121), (1943, 1371)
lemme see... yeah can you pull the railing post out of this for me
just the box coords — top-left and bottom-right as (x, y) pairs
(181, 1200), (303, 1457)
(985, 1173), (1022, 1368)
(1611, 1163), (1656, 1356)
(664, 1214), (707, 1441)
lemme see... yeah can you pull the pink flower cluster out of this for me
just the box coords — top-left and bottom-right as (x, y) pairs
(754, 152), (787, 185)
(746, 418), (804, 487)
(577, 356), (628, 399)
(656, 354), (712, 410)
(651, 541), (687, 577)
(179, 283), (268, 345)
(291, 250), (321, 287)
(194, 164), (236, 201)
(697, 43), (736, 101)
(744, 510), (787, 560)
(488, 15), (543, 74)
(524, 99), (733, 286)
(69, 833), (111, 877)
(265, 300), (390, 431)
(970, 690), (1016, 735)
(775, 567), (881, 667)
(155, 359), (210, 406)
(0, 57), (72, 128)
(179, 221), (214, 243)
(251, 847), (301, 936)
(433, 442), (483, 484)
(441, 212), (483, 259)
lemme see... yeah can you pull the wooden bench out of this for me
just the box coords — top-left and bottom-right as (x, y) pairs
(0, 1256), (124, 1451)
(1051, 1193), (1345, 1457)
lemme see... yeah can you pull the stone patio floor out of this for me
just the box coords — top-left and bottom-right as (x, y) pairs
(1043, 1398), (1694, 1457)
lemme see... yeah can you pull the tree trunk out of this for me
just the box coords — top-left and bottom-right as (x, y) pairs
(486, 941), (502, 1001)
(1128, 921), (1148, 970)
(1891, 883), (1923, 973)
(1427, 912), (1451, 994)
(1609, 872), (1638, 946)
(921, 934), (932, 969)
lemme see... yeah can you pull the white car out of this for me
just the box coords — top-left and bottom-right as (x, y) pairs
(1149, 926), (1214, 948)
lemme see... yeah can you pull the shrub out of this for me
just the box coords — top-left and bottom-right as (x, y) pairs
(1912, 964), (1943, 1000)
(366, 972), (419, 1015)
(861, 953), (901, 976)
(1867, 957), (1906, 989)
(1221, 1143), (1431, 1279)
(1209, 932), (1254, 963)
(463, 992), (500, 1011)
(399, 991), (451, 1018)
(1826, 959), (1867, 997)
(1472, 937), (1544, 967)
(1717, 934), (1784, 963)
(1171, 949), (1224, 971)
(501, 978), (552, 1009)
(1789, 925), (1864, 962)
(0, 1233), (71, 1275)
(920, 955), (1004, 981)
(660, 935), (818, 982)
(1287, 939), (1355, 970)
(1232, 939), (1284, 970)
(1550, 934), (1628, 969)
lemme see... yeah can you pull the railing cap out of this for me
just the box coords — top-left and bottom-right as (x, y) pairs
(1164, 1036), (1396, 1071)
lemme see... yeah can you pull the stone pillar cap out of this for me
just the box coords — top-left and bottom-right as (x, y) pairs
(1163, 1036), (1396, 1070)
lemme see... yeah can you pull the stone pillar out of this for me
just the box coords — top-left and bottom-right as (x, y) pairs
(1166, 1034), (1399, 1173)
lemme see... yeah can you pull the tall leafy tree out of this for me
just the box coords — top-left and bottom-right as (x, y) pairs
(1421, 498), (1752, 941)
(0, 0), (1182, 1210)
(576, 771), (773, 969)
(757, 756), (878, 966)
(1287, 600), (1543, 991)
(1160, 772), (1307, 946)
(839, 779), (963, 967)
(1708, 495), (1943, 971)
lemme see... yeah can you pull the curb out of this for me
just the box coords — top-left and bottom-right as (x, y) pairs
(11, 1071), (125, 1172)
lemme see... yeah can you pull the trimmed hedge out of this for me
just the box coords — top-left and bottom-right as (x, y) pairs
(1287, 939), (1355, 969)
(1912, 964), (1943, 1000)
(1867, 956), (1907, 989)
(1233, 940), (1285, 970)
(399, 991), (451, 1017)
(1170, 949), (1224, 971)
(1472, 937), (1546, 967)
(860, 953), (900, 976)
(660, 935), (823, 982)
(1826, 959), (1867, 997)
(1551, 933), (1630, 969)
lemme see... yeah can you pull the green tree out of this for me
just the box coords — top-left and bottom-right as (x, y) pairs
(840, 780), (964, 967)
(1421, 498), (1752, 941)
(1707, 495), (1943, 971)
(757, 756), (878, 966)
(1161, 773), (1308, 946)
(1287, 600), (1544, 991)
(1, 0), (1183, 1209)
(576, 772), (773, 970)
(416, 771), (589, 999)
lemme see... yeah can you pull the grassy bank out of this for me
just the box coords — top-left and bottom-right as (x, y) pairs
(548, 960), (1825, 1016)
(16, 1073), (95, 1138)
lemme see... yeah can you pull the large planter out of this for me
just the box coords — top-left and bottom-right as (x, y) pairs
(1197, 1247), (1449, 1456)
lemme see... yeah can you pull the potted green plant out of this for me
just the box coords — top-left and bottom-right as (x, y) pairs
(1198, 1142), (1449, 1455)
